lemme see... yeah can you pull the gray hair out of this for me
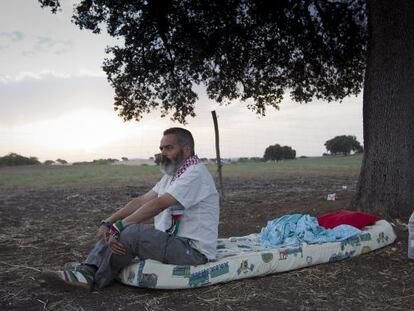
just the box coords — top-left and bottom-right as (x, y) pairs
(163, 127), (195, 156)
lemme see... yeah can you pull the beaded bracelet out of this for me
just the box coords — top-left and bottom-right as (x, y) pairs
(109, 219), (125, 240)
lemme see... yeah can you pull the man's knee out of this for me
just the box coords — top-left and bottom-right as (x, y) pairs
(119, 223), (154, 250)
(119, 224), (142, 246)
(118, 225), (169, 262)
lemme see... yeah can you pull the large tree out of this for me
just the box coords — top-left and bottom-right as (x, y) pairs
(352, 1), (414, 217)
(324, 135), (363, 155)
(264, 144), (296, 162)
(39, 0), (413, 217)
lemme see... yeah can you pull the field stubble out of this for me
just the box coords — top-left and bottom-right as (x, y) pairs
(0, 157), (413, 310)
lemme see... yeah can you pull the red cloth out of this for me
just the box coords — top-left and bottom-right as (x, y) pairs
(317, 210), (379, 229)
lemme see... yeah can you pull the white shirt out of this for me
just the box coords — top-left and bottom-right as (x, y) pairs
(152, 163), (220, 260)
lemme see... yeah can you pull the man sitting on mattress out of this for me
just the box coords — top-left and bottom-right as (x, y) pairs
(43, 127), (220, 290)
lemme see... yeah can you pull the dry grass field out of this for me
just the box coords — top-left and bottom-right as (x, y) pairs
(1, 156), (412, 310)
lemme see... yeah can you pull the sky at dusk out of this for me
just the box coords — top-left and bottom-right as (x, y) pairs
(0, 1), (363, 162)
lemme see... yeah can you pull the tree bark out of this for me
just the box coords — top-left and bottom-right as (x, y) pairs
(353, 0), (414, 217)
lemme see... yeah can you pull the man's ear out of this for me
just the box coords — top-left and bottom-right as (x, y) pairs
(183, 145), (192, 157)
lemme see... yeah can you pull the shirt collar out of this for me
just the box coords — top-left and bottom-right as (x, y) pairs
(173, 155), (201, 180)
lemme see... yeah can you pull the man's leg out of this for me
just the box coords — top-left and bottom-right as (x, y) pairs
(118, 223), (207, 265)
(91, 223), (207, 288)
(82, 238), (113, 287)
(42, 224), (207, 289)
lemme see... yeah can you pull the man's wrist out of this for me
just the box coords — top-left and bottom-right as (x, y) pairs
(109, 219), (125, 239)
(100, 220), (111, 230)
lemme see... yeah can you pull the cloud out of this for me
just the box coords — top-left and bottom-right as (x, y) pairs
(0, 70), (104, 83)
(0, 31), (24, 50)
(35, 36), (72, 49)
(0, 31), (24, 42)
(0, 71), (114, 125)
(21, 35), (73, 56)
(0, 32), (73, 56)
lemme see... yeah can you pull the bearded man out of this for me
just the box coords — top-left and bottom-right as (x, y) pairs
(42, 127), (220, 290)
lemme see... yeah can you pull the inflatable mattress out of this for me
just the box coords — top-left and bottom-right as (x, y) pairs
(118, 220), (396, 289)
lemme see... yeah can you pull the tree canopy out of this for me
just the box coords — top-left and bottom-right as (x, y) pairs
(263, 144), (296, 162)
(324, 135), (363, 155)
(56, 158), (68, 164)
(39, 0), (367, 123)
(0, 153), (41, 167)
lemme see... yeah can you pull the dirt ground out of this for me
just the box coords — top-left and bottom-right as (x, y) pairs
(1, 171), (412, 310)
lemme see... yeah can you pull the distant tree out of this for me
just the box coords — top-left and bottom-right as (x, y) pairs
(72, 161), (90, 165)
(264, 144), (296, 162)
(44, 160), (55, 165)
(324, 135), (363, 156)
(250, 157), (265, 162)
(237, 157), (264, 163)
(56, 158), (68, 164)
(121, 157), (129, 161)
(0, 153), (41, 167)
(154, 153), (162, 165)
(237, 157), (249, 163)
(92, 158), (119, 164)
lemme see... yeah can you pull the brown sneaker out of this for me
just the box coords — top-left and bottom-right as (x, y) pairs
(41, 269), (94, 291)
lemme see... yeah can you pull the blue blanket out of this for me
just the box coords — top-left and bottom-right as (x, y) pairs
(259, 214), (361, 248)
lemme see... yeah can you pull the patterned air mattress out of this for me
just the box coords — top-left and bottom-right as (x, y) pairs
(118, 220), (396, 289)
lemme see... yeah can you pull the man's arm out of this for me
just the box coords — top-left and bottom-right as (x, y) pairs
(106, 193), (178, 256)
(104, 190), (158, 224)
(122, 193), (178, 226)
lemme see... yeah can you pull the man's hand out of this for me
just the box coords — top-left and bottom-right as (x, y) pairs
(96, 224), (110, 241)
(108, 236), (127, 255)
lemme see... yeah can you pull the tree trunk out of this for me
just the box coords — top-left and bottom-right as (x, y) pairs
(353, 0), (414, 218)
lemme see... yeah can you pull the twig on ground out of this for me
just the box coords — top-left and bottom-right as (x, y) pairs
(387, 293), (414, 301)
(0, 261), (41, 272)
(0, 288), (25, 301)
(37, 298), (48, 310)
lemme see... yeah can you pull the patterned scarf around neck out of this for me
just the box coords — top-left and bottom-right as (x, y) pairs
(173, 155), (201, 180)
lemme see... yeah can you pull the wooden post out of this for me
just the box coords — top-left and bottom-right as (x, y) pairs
(211, 110), (224, 200)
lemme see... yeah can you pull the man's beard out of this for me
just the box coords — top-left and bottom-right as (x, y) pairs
(160, 151), (185, 176)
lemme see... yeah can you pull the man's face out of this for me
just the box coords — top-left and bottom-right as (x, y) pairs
(159, 134), (185, 175)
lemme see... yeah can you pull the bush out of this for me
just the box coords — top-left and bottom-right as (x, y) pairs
(0, 153), (41, 167)
(92, 158), (119, 164)
(249, 157), (265, 162)
(72, 158), (119, 165)
(237, 157), (265, 163)
(237, 157), (250, 163)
